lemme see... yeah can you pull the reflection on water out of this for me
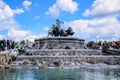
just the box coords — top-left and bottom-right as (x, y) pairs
(0, 68), (120, 80)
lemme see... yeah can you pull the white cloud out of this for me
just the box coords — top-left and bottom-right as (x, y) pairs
(0, 18), (19, 30)
(23, 0), (32, 11)
(45, 4), (60, 17)
(45, 0), (78, 17)
(7, 29), (47, 42)
(0, 0), (24, 31)
(0, 4), (13, 20)
(34, 16), (40, 20)
(26, 33), (47, 42)
(80, 0), (120, 41)
(83, 0), (120, 17)
(0, 1), (24, 20)
(0, 35), (5, 40)
(0, 0), (46, 42)
(57, 0), (78, 14)
(13, 8), (24, 14)
(8, 29), (31, 41)
(0, 0), (28, 41)
(65, 17), (120, 41)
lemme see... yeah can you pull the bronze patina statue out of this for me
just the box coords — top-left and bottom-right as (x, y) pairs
(48, 19), (74, 37)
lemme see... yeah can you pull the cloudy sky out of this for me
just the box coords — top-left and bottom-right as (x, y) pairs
(0, 0), (120, 42)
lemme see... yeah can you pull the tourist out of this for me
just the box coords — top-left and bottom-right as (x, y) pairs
(112, 41), (119, 49)
(102, 41), (109, 53)
(112, 41), (116, 49)
(7, 40), (10, 49)
(98, 41), (102, 49)
(0, 40), (5, 51)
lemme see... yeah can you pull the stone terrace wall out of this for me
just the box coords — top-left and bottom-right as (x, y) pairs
(34, 37), (85, 49)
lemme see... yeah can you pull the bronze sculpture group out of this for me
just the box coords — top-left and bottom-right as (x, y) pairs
(47, 19), (74, 37)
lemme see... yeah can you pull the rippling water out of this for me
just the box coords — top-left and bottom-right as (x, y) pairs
(0, 68), (120, 80)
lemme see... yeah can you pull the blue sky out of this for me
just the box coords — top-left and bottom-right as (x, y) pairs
(0, 0), (120, 42)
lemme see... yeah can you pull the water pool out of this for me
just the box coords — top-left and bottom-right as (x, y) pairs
(0, 68), (119, 80)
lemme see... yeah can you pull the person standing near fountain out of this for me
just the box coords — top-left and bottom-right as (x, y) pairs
(102, 41), (109, 53)
(0, 40), (5, 51)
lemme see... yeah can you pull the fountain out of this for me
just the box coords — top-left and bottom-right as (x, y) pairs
(11, 19), (120, 69)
